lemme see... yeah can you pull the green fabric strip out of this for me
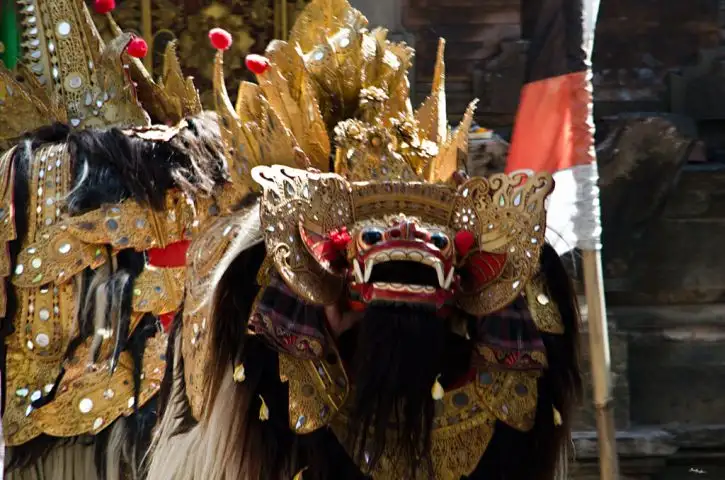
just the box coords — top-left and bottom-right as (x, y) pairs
(0, 0), (20, 69)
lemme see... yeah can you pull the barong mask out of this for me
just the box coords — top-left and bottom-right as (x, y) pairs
(252, 166), (553, 316)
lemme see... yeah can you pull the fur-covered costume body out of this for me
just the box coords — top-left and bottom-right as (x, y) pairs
(0, 1), (241, 478)
(149, 1), (582, 479)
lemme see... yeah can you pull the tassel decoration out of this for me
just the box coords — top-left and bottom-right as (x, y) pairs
(431, 374), (444, 400)
(259, 395), (270, 421)
(233, 363), (246, 383)
(553, 405), (562, 426)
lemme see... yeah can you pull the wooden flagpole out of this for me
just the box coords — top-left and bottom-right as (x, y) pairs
(579, 0), (620, 478)
(583, 251), (619, 479)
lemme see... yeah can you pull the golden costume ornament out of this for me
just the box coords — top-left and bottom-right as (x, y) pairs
(0, 0), (243, 478)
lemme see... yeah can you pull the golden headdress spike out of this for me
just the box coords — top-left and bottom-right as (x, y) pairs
(157, 41), (203, 120)
(426, 99), (479, 183)
(210, 0), (479, 188)
(6, 0), (149, 129)
(104, 14), (202, 123)
(212, 46), (251, 195)
(288, 0), (368, 53)
(252, 41), (330, 171)
(415, 38), (448, 145)
(0, 64), (67, 149)
(211, 31), (307, 194)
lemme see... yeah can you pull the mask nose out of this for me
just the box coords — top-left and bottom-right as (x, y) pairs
(391, 218), (421, 240)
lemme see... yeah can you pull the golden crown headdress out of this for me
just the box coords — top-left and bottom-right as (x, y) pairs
(212, 0), (555, 315)
(0, 0), (202, 147)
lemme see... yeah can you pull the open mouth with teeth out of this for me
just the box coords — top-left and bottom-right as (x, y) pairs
(348, 246), (456, 309)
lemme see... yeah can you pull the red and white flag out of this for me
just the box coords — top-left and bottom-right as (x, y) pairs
(506, 0), (601, 255)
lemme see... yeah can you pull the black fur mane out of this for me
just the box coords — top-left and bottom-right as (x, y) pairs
(66, 111), (227, 213)
(176, 240), (581, 480)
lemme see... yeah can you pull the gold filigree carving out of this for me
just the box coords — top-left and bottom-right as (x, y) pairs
(4, 133), (237, 444)
(132, 266), (185, 315)
(278, 346), (541, 479)
(476, 345), (548, 369)
(210, 0), (477, 190)
(5, 283), (77, 445)
(4, 143), (75, 446)
(17, 0), (149, 129)
(12, 229), (106, 289)
(452, 172), (553, 315)
(476, 370), (539, 431)
(0, 66), (67, 146)
(0, 147), (17, 317)
(524, 273), (565, 334)
(252, 166), (352, 305)
(279, 345), (349, 434)
(182, 212), (250, 419)
(30, 333), (166, 437)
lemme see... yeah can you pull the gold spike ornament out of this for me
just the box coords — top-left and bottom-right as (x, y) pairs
(208, 0), (480, 192)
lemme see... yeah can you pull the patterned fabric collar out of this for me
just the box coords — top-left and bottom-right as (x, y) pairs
(249, 273), (548, 371)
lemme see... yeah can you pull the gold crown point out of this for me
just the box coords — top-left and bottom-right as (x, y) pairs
(0, 64), (68, 146)
(432, 38), (447, 93)
(426, 99), (480, 183)
(415, 38), (448, 145)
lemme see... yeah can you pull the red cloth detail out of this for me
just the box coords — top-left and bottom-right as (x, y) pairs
(93, 0), (116, 14)
(454, 230), (475, 256)
(504, 352), (521, 366)
(208, 28), (233, 50)
(245, 54), (270, 75)
(159, 312), (175, 332)
(466, 251), (507, 287)
(126, 37), (148, 58)
(147, 240), (190, 268)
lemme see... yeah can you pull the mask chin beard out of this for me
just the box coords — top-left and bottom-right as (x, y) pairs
(345, 303), (448, 476)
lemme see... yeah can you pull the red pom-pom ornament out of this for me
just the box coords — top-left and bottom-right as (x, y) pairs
(245, 54), (271, 75)
(126, 37), (148, 58)
(93, 0), (116, 14)
(208, 28), (233, 50)
(454, 230), (475, 257)
(329, 227), (351, 251)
